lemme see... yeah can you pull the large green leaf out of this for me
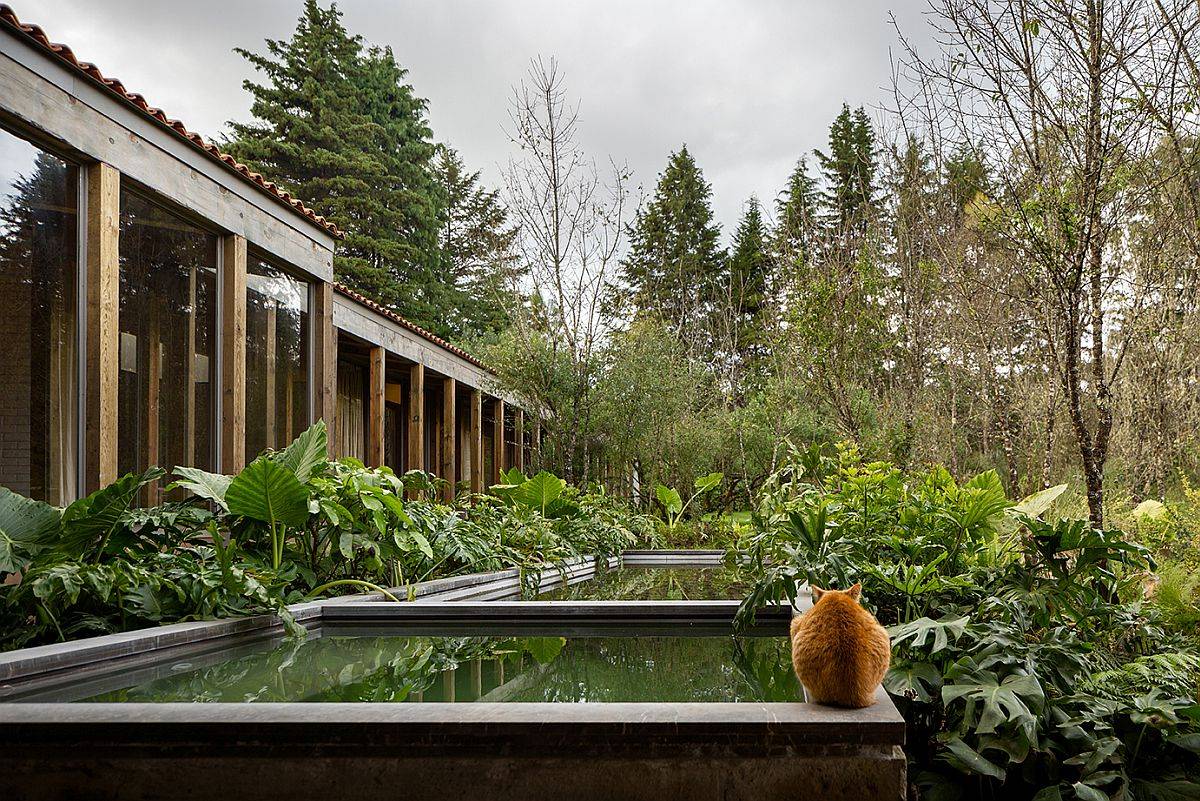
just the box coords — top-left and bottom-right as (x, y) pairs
(0, 486), (62, 571)
(693, 472), (723, 493)
(225, 458), (310, 529)
(889, 615), (970, 654)
(942, 735), (1006, 780)
(170, 467), (233, 510)
(1011, 483), (1069, 519)
(656, 485), (683, 516)
(58, 468), (165, 558)
(942, 671), (1044, 741)
(512, 471), (566, 514)
(885, 660), (943, 702)
(276, 421), (328, 484)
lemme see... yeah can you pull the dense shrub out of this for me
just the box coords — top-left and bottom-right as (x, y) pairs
(0, 423), (653, 652)
(736, 442), (1200, 800)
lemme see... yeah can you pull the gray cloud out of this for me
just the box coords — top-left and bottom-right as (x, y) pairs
(25, 0), (932, 240)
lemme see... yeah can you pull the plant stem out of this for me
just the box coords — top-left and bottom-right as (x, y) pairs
(305, 579), (403, 603)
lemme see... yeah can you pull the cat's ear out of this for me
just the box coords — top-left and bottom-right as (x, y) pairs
(847, 583), (862, 601)
(810, 585), (825, 602)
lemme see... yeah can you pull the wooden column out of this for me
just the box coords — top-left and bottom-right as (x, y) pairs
(470, 388), (483, 494)
(184, 267), (197, 468)
(406, 363), (425, 495)
(532, 417), (542, 470)
(366, 346), (385, 467)
(85, 163), (119, 492)
(312, 282), (336, 427)
(491, 398), (505, 484)
(220, 235), (247, 473)
(514, 409), (525, 473)
(440, 377), (456, 502)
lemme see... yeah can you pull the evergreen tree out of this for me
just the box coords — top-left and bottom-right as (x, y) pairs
(226, 1), (445, 332)
(815, 104), (878, 239)
(773, 157), (820, 267)
(727, 196), (772, 389)
(432, 145), (521, 342)
(619, 145), (724, 353)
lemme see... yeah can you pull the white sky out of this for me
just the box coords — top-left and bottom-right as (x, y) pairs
(21, 0), (934, 242)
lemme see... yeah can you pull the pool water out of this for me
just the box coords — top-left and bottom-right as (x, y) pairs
(536, 565), (748, 601)
(71, 629), (801, 704)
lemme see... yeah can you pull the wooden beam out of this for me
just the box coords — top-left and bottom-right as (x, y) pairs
(514, 409), (525, 474)
(491, 398), (505, 484)
(406, 363), (425, 495)
(470, 389), (483, 494)
(85, 162), (119, 492)
(366, 346), (385, 467)
(441, 378), (456, 502)
(312, 282), (336, 426)
(220, 235), (247, 473)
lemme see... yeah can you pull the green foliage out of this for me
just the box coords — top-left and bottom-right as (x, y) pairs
(655, 472), (723, 533)
(735, 443), (1200, 799)
(1, 424), (653, 652)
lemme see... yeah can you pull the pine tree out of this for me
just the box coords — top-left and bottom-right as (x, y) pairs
(727, 196), (772, 388)
(619, 145), (724, 353)
(773, 157), (820, 267)
(815, 104), (878, 238)
(432, 145), (520, 342)
(226, 1), (444, 331)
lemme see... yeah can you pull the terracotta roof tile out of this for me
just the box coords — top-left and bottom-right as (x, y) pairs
(333, 283), (494, 374)
(0, 3), (343, 239)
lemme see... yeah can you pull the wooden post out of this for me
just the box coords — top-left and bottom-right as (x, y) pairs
(470, 389), (483, 494)
(406, 363), (425, 496)
(312, 282), (336, 427)
(514, 409), (525, 473)
(491, 398), (505, 484)
(367, 346), (385, 467)
(264, 303), (277, 449)
(184, 267), (197, 468)
(220, 235), (247, 473)
(85, 163), (119, 492)
(532, 416), (542, 470)
(441, 377), (456, 502)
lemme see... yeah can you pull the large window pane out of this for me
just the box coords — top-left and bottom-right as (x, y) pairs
(0, 128), (78, 505)
(246, 257), (309, 458)
(118, 190), (217, 492)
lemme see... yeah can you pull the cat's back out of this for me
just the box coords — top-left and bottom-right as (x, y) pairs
(791, 592), (890, 708)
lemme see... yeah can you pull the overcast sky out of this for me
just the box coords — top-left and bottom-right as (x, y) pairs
(25, 0), (933, 242)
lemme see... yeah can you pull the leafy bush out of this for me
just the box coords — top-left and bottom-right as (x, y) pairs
(735, 442), (1200, 800)
(0, 423), (652, 651)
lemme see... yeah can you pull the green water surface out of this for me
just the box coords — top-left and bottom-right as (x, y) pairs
(75, 630), (800, 704)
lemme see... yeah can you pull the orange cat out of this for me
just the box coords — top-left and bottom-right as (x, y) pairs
(790, 583), (890, 708)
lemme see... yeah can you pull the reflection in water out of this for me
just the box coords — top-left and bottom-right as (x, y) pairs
(78, 633), (801, 703)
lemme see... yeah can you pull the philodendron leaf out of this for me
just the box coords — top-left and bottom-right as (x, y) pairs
(942, 735), (1006, 780)
(656, 485), (683, 516)
(0, 486), (62, 553)
(225, 458), (310, 529)
(884, 660), (943, 703)
(694, 472), (723, 493)
(170, 467), (233, 510)
(276, 421), (328, 484)
(59, 468), (165, 558)
(1010, 483), (1068, 519)
(889, 615), (970, 654)
(942, 671), (1044, 741)
(513, 471), (565, 514)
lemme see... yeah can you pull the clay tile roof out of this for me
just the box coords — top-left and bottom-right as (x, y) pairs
(332, 283), (495, 374)
(0, 3), (343, 239)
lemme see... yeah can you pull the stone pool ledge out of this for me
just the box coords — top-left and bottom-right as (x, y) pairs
(0, 689), (906, 801)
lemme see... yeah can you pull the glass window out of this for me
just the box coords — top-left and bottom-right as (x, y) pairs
(246, 257), (309, 457)
(0, 128), (78, 505)
(117, 190), (217, 490)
